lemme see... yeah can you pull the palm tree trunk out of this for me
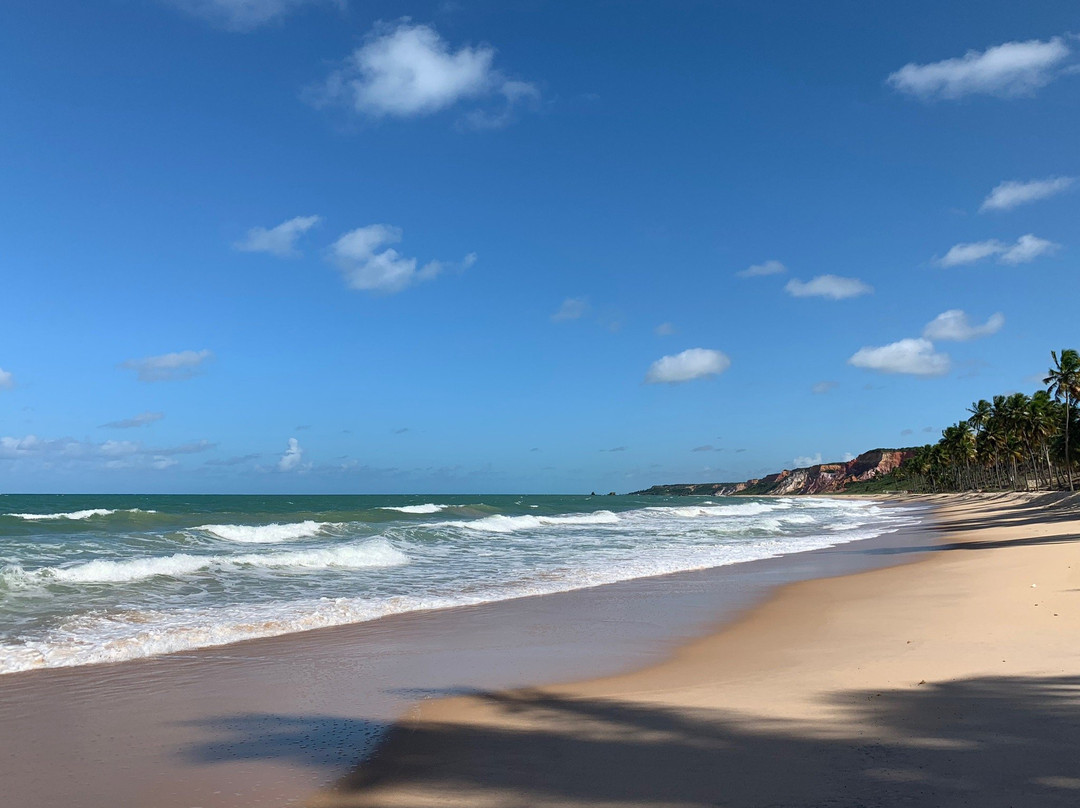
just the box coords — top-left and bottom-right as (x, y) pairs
(1068, 393), (1074, 491)
(1028, 443), (1042, 489)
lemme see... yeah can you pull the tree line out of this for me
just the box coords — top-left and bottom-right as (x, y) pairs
(877, 349), (1080, 494)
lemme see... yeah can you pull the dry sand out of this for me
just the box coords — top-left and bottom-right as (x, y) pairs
(311, 493), (1080, 807)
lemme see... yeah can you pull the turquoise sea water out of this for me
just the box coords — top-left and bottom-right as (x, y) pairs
(0, 494), (920, 673)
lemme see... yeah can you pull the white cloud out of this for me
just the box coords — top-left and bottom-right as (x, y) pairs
(811, 381), (836, 394)
(0, 368), (13, 390)
(848, 338), (950, 377)
(314, 21), (538, 126)
(980, 176), (1075, 212)
(99, 440), (140, 458)
(101, 412), (165, 429)
(654, 322), (675, 336)
(922, 310), (1004, 341)
(0, 435), (48, 459)
(794, 453), (823, 467)
(278, 437), (303, 472)
(551, 298), (588, 322)
(937, 233), (1060, 266)
(168, 0), (340, 30)
(93, 439), (215, 460)
(737, 259), (786, 278)
(888, 37), (1072, 99)
(329, 224), (468, 294)
(937, 239), (1006, 267)
(0, 434), (211, 470)
(121, 349), (212, 382)
(784, 275), (873, 300)
(1000, 233), (1059, 264)
(234, 215), (320, 257)
(645, 348), (731, 384)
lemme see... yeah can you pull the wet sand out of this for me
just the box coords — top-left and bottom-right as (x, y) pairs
(314, 493), (1080, 808)
(0, 501), (929, 808)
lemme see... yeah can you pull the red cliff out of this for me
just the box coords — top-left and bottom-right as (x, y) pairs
(631, 449), (913, 497)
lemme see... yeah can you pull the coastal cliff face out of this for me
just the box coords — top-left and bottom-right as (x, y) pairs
(631, 449), (912, 497)
(629, 481), (752, 497)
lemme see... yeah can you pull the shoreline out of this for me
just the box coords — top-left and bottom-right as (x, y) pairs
(312, 492), (1080, 807)
(0, 499), (927, 808)
(0, 495), (909, 676)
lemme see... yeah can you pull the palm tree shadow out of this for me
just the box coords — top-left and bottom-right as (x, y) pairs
(858, 531), (1080, 556)
(179, 714), (390, 774)
(293, 674), (1080, 807)
(842, 493), (1080, 555)
(925, 493), (1080, 533)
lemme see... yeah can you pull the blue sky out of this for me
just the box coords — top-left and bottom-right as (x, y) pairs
(1, 0), (1078, 493)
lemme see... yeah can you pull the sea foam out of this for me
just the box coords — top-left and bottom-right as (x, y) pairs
(197, 521), (329, 543)
(452, 510), (621, 533)
(7, 538), (408, 585)
(643, 502), (788, 519)
(378, 504), (449, 514)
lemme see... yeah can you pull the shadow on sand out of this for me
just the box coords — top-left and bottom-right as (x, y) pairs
(839, 493), (1080, 556)
(181, 713), (390, 775)
(186, 675), (1080, 807)
(922, 492), (1080, 534)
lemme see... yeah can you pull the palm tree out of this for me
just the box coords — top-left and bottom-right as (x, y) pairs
(862, 348), (1079, 494)
(1045, 349), (1080, 491)
(1028, 390), (1057, 488)
(1004, 392), (1034, 489)
(967, 399), (992, 435)
(966, 399), (993, 487)
(906, 445), (935, 492)
(941, 423), (975, 489)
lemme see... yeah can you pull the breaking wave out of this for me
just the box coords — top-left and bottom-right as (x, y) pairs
(3, 538), (408, 585)
(379, 504), (449, 514)
(7, 508), (156, 521)
(451, 511), (621, 533)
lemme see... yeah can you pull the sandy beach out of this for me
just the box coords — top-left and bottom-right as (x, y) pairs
(313, 493), (1080, 807)
(0, 498), (926, 808)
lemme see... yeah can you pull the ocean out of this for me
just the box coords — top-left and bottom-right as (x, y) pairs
(0, 494), (920, 674)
